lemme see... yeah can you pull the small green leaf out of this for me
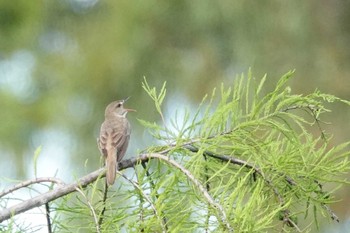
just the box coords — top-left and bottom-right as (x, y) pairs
(33, 146), (42, 178)
(256, 74), (266, 95)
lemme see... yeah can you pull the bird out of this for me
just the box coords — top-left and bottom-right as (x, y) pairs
(98, 98), (135, 186)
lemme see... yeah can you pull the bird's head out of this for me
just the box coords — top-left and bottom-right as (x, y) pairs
(105, 97), (136, 118)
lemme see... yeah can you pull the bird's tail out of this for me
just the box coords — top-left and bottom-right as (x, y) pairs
(106, 149), (117, 186)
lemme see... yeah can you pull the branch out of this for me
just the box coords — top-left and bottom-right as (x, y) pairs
(147, 153), (234, 232)
(0, 177), (65, 198)
(75, 187), (100, 233)
(45, 203), (52, 233)
(140, 161), (169, 231)
(183, 145), (301, 232)
(117, 171), (167, 233)
(0, 140), (340, 231)
(98, 182), (108, 226)
(0, 156), (148, 223)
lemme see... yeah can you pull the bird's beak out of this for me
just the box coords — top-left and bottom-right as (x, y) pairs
(125, 108), (136, 112)
(122, 97), (135, 112)
(123, 96), (131, 103)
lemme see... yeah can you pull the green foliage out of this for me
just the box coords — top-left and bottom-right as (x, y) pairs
(142, 77), (167, 122)
(50, 71), (350, 232)
(2, 71), (349, 232)
(136, 71), (350, 232)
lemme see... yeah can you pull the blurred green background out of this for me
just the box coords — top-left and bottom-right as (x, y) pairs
(1, 1), (349, 231)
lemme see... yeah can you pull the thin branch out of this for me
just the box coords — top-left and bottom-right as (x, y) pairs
(117, 171), (167, 233)
(75, 187), (100, 233)
(45, 203), (52, 233)
(141, 161), (169, 231)
(184, 145), (301, 232)
(185, 146), (282, 201)
(161, 104), (322, 157)
(0, 156), (148, 223)
(98, 182), (108, 226)
(147, 153), (234, 232)
(163, 104), (315, 154)
(0, 177), (65, 198)
(282, 209), (300, 230)
(0, 168), (104, 222)
(322, 204), (339, 223)
(136, 168), (145, 232)
(203, 154), (211, 233)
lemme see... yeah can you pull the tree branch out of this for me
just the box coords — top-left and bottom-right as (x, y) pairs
(0, 177), (65, 198)
(45, 203), (52, 233)
(75, 187), (100, 233)
(0, 156), (148, 223)
(0, 141), (341, 232)
(183, 145), (301, 232)
(147, 153), (234, 232)
(117, 170), (167, 233)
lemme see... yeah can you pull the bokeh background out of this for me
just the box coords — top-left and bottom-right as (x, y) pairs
(1, 1), (350, 232)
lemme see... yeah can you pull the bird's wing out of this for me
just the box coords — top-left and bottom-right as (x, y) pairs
(117, 135), (130, 162)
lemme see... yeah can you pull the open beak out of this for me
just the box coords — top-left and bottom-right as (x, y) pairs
(123, 96), (131, 103)
(122, 97), (136, 112)
(125, 108), (136, 112)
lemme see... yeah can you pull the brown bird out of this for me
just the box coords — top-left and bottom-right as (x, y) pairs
(98, 98), (135, 186)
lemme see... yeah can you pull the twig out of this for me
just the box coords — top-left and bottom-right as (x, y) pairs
(203, 154), (211, 233)
(98, 182), (108, 226)
(141, 161), (169, 231)
(185, 146), (281, 200)
(45, 203), (52, 233)
(117, 171), (167, 233)
(146, 153), (234, 232)
(75, 187), (100, 233)
(322, 204), (339, 222)
(0, 168), (105, 222)
(0, 177), (65, 198)
(136, 168), (145, 232)
(281, 209), (300, 229)
(184, 145), (301, 232)
(0, 157), (151, 223)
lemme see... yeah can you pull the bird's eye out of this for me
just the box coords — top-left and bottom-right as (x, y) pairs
(116, 103), (122, 108)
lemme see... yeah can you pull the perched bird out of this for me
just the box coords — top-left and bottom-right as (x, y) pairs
(98, 98), (135, 185)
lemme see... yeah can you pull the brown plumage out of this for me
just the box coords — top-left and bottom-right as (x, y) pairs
(98, 98), (134, 186)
